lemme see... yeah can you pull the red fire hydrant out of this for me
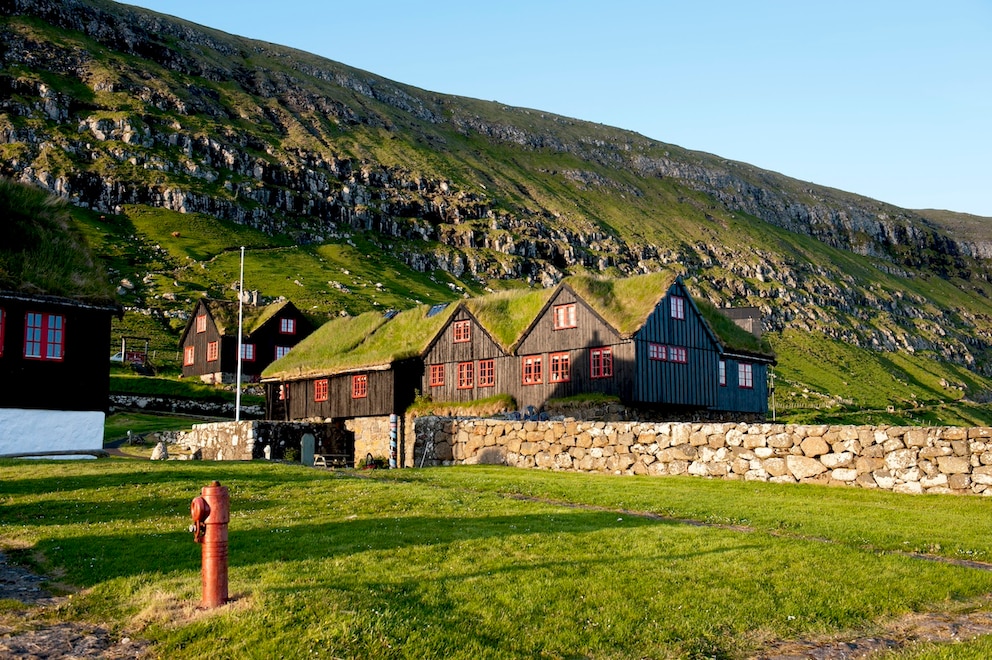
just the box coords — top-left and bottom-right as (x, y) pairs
(190, 480), (229, 608)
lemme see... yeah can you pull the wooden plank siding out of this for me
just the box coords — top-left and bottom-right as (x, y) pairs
(180, 300), (224, 379)
(631, 280), (723, 408)
(266, 359), (422, 421)
(716, 356), (770, 414)
(513, 286), (632, 410)
(421, 307), (511, 403)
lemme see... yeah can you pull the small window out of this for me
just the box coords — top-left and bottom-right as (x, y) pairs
(719, 360), (727, 387)
(352, 374), (368, 399)
(738, 363), (754, 389)
(452, 320), (471, 343)
(183, 345), (195, 366)
(280, 318), (296, 335)
(670, 295), (685, 320)
(207, 341), (219, 362)
(241, 343), (255, 361)
(457, 362), (474, 389)
(314, 378), (328, 402)
(522, 355), (543, 385)
(669, 346), (688, 364)
(24, 312), (64, 361)
(553, 303), (577, 330)
(429, 364), (445, 387)
(478, 359), (495, 387)
(275, 346), (291, 360)
(196, 314), (207, 333)
(590, 347), (613, 379)
(648, 342), (666, 361)
(550, 352), (570, 383)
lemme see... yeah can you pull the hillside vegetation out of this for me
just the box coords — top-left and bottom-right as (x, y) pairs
(0, 0), (991, 423)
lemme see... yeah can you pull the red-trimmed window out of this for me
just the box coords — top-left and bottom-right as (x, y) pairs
(478, 359), (495, 387)
(670, 295), (685, 320)
(314, 378), (329, 402)
(553, 303), (577, 330)
(275, 346), (291, 360)
(241, 343), (255, 361)
(183, 345), (195, 366)
(206, 341), (219, 362)
(0, 308), (4, 357)
(522, 355), (543, 385)
(280, 318), (296, 335)
(738, 362), (754, 389)
(452, 320), (471, 343)
(24, 312), (64, 361)
(457, 361), (474, 389)
(550, 352), (570, 383)
(429, 364), (445, 387)
(196, 314), (207, 333)
(590, 347), (613, 379)
(648, 342), (666, 361)
(669, 346), (688, 364)
(719, 360), (727, 387)
(352, 374), (368, 399)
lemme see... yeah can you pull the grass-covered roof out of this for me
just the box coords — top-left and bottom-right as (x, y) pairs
(0, 178), (116, 303)
(463, 288), (556, 351)
(205, 298), (294, 336)
(566, 271), (677, 337)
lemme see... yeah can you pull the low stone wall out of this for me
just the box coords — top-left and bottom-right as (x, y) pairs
(109, 394), (264, 419)
(176, 421), (344, 461)
(347, 415), (415, 467)
(415, 418), (992, 496)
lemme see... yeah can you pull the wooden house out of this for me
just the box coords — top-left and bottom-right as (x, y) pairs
(0, 179), (121, 456)
(179, 298), (312, 383)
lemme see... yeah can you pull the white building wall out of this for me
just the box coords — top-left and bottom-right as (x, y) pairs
(0, 409), (105, 455)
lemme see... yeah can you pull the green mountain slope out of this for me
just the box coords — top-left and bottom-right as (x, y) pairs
(1, 0), (991, 423)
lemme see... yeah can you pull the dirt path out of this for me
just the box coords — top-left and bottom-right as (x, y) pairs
(0, 550), (148, 659)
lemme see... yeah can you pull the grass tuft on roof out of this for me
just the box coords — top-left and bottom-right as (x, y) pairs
(567, 270), (677, 336)
(0, 178), (115, 302)
(694, 297), (775, 356)
(467, 288), (555, 350)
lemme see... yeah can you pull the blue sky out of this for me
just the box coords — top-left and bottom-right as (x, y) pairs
(124, 1), (991, 217)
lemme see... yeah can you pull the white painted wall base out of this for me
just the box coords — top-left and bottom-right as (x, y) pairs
(0, 409), (105, 455)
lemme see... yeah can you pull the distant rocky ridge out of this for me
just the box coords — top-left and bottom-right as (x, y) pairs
(2, 0), (992, 376)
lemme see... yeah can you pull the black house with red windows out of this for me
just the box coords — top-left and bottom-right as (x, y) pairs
(179, 298), (313, 383)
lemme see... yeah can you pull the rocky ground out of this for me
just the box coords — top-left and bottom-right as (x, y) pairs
(0, 550), (148, 659)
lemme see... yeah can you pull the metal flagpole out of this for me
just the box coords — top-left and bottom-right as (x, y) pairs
(235, 246), (245, 423)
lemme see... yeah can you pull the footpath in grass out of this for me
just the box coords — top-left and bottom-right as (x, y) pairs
(1, 461), (992, 659)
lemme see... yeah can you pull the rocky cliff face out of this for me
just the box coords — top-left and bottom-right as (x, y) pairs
(1, 0), (991, 375)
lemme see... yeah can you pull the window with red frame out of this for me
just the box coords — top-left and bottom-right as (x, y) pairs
(279, 318), (296, 334)
(241, 343), (255, 361)
(314, 378), (328, 402)
(670, 295), (685, 320)
(553, 303), (577, 330)
(452, 320), (471, 343)
(522, 355), (543, 385)
(549, 352), (570, 382)
(738, 362), (754, 389)
(206, 341), (219, 362)
(0, 308), (4, 357)
(275, 346), (291, 360)
(669, 346), (688, 363)
(457, 362), (474, 389)
(477, 359), (495, 387)
(352, 374), (368, 399)
(719, 360), (727, 387)
(24, 312), (64, 361)
(590, 347), (613, 379)
(648, 342), (666, 361)
(196, 314), (207, 333)
(429, 364), (445, 387)
(184, 345), (195, 366)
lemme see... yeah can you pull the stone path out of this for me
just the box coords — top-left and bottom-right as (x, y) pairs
(0, 550), (148, 659)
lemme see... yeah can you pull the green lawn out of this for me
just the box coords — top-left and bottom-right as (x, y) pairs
(2, 463), (992, 658)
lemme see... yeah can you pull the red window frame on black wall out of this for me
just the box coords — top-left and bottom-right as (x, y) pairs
(352, 374), (368, 399)
(24, 312), (64, 361)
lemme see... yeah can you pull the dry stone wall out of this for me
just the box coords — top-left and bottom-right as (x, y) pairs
(415, 418), (992, 496)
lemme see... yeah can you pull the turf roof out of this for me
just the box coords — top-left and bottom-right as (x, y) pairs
(204, 299), (295, 337)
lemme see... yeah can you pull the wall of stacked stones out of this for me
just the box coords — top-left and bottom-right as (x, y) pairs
(177, 421), (345, 461)
(414, 417), (992, 495)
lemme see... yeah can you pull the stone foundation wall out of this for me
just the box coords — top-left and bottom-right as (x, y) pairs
(414, 418), (992, 496)
(177, 421), (348, 461)
(346, 415), (414, 467)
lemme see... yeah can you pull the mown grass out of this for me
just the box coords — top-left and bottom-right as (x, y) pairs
(103, 411), (207, 444)
(1, 462), (992, 659)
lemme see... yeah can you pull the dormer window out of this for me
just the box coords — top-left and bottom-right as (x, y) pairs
(670, 295), (685, 320)
(453, 320), (471, 343)
(553, 303), (577, 329)
(280, 318), (296, 335)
